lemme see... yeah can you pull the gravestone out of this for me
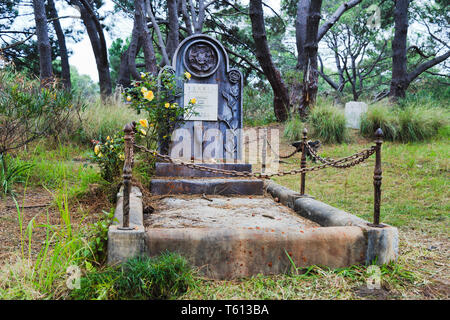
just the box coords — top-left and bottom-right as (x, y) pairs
(166, 34), (243, 162)
(345, 101), (368, 129)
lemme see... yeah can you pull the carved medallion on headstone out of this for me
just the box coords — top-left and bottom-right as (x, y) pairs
(184, 41), (220, 77)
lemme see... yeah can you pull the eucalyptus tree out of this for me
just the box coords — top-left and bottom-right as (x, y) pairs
(33, 0), (54, 86)
(389, 0), (450, 99)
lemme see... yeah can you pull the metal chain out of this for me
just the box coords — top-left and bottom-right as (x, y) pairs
(304, 142), (376, 169)
(265, 139), (301, 159)
(134, 143), (376, 179)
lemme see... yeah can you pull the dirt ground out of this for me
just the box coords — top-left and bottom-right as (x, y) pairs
(0, 185), (111, 263)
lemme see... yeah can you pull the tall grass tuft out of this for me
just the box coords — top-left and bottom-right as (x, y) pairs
(74, 96), (138, 144)
(308, 104), (349, 144)
(360, 104), (398, 141)
(361, 104), (449, 142)
(283, 115), (305, 141)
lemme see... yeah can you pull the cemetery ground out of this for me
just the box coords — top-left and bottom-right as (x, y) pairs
(0, 126), (448, 300)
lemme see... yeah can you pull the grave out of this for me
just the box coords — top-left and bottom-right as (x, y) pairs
(345, 101), (368, 129)
(150, 34), (263, 196)
(107, 35), (399, 279)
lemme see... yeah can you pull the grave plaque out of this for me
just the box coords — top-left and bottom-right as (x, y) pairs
(183, 83), (218, 121)
(166, 34), (243, 162)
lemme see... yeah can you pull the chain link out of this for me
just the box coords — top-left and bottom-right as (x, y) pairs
(134, 142), (376, 179)
(304, 142), (376, 169)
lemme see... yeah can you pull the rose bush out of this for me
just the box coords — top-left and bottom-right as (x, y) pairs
(123, 69), (197, 154)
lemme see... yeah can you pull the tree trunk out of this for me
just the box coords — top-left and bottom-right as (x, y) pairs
(74, 0), (112, 99)
(117, 47), (131, 88)
(299, 0), (322, 116)
(296, 0), (310, 70)
(32, 0), (53, 87)
(389, 0), (450, 100)
(389, 0), (409, 100)
(47, 0), (71, 90)
(166, 0), (179, 61)
(249, 0), (289, 121)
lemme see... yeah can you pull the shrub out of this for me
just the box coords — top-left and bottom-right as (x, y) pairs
(71, 253), (196, 300)
(0, 68), (74, 159)
(124, 70), (197, 154)
(90, 133), (125, 183)
(243, 87), (277, 126)
(360, 104), (449, 142)
(308, 104), (349, 144)
(360, 104), (398, 141)
(283, 115), (305, 141)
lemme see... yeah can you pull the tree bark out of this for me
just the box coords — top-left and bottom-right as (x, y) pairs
(47, 0), (71, 90)
(130, 0), (158, 76)
(32, 0), (53, 87)
(249, 0), (289, 121)
(145, 0), (169, 66)
(74, 0), (112, 99)
(389, 0), (409, 99)
(296, 0), (310, 70)
(389, 0), (450, 99)
(166, 0), (179, 61)
(299, 0), (322, 116)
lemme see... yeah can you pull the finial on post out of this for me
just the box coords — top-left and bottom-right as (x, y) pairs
(375, 128), (383, 141)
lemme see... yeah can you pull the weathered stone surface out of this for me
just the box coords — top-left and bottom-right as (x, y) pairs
(155, 162), (252, 178)
(114, 186), (143, 227)
(107, 225), (147, 265)
(146, 196), (319, 230)
(146, 226), (366, 279)
(169, 34), (243, 161)
(264, 180), (399, 265)
(345, 101), (368, 129)
(150, 178), (263, 195)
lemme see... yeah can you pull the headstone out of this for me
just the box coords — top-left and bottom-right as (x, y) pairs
(345, 101), (368, 129)
(166, 34), (243, 162)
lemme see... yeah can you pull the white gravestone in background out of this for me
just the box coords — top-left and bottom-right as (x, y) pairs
(345, 101), (368, 129)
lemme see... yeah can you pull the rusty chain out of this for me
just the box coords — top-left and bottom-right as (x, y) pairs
(133, 143), (376, 179)
(304, 142), (376, 169)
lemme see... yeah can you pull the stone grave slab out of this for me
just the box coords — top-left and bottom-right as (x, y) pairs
(345, 101), (368, 129)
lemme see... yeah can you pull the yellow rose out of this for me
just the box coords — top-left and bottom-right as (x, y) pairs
(141, 87), (148, 94)
(143, 90), (154, 101)
(126, 96), (132, 102)
(94, 145), (100, 155)
(139, 119), (149, 128)
(190, 98), (196, 104)
(184, 72), (191, 80)
(165, 102), (170, 108)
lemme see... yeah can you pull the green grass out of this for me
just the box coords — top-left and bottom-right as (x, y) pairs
(14, 141), (103, 199)
(73, 96), (139, 145)
(360, 103), (449, 142)
(271, 136), (449, 234)
(71, 253), (196, 300)
(283, 103), (349, 144)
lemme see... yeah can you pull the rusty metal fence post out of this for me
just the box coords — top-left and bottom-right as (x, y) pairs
(300, 128), (308, 195)
(119, 121), (136, 230)
(373, 128), (383, 226)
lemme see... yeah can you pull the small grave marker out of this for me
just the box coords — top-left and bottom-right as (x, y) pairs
(345, 101), (368, 129)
